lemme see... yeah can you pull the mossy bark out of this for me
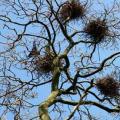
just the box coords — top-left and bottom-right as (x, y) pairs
(52, 57), (61, 91)
(39, 90), (60, 120)
(39, 57), (62, 120)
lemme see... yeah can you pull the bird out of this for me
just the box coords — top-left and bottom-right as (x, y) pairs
(28, 41), (39, 57)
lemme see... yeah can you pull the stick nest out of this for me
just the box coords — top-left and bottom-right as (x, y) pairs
(84, 19), (109, 44)
(34, 53), (55, 74)
(96, 76), (120, 97)
(59, 1), (85, 22)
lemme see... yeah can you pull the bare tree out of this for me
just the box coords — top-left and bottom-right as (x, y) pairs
(0, 0), (120, 120)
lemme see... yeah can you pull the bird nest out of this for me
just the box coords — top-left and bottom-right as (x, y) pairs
(33, 53), (55, 74)
(96, 76), (120, 97)
(84, 19), (109, 44)
(59, 0), (85, 22)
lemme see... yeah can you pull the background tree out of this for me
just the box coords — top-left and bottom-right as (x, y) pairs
(0, 0), (120, 120)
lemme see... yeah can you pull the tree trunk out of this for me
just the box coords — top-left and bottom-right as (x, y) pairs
(39, 90), (60, 120)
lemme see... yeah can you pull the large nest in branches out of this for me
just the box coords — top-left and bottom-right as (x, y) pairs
(33, 53), (55, 74)
(59, 0), (85, 22)
(84, 19), (109, 44)
(96, 76), (120, 97)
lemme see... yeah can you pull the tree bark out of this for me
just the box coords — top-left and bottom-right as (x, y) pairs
(39, 90), (60, 120)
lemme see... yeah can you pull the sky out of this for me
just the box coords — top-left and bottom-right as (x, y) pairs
(0, 0), (120, 120)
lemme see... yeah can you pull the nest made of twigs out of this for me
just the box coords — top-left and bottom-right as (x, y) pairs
(59, 0), (85, 22)
(96, 76), (120, 97)
(33, 53), (55, 74)
(84, 19), (109, 44)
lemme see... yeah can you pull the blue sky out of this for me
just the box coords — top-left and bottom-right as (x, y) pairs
(0, 0), (120, 120)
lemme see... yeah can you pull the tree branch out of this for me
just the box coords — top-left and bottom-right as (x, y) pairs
(56, 99), (120, 113)
(39, 90), (61, 120)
